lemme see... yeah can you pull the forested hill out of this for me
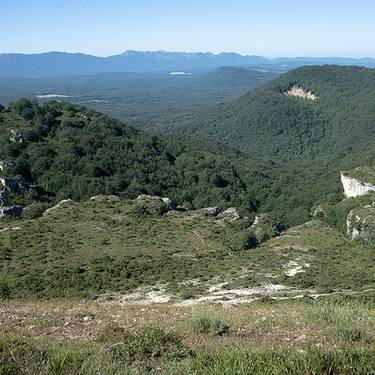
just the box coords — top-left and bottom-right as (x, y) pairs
(200, 66), (280, 87)
(153, 65), (375, 159)
(1, 99), (366, 227)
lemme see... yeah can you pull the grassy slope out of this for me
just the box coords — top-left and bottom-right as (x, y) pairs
(1, 197), (374, 300)
(1, 299), (374, 374)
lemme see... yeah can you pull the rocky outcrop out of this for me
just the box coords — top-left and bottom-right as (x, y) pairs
(0, 190), (10, 207)
(0, 189), (22, 219)
(136, 195), (175, 210)
(9, 129), (23, 143)
(200, 207), (220, 216)
(347, 205), (375, 243)
(285, 85), (318, 101)
(90, 194), (120, 203)
(134, 195), (175, 216)
(340, 173), (375, 198)
(0, 176), (27, 193)
(0, 205), (23, 219)
(218, 207), (241, 223)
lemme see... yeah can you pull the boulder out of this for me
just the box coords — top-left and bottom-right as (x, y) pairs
(0, 161), (17, 172)
(201, 207), (220, 216)
(218, 207), (241, 223)
(9, 129), (23, 143)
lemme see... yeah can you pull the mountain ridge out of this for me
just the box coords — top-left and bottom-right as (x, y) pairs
(1, 50), (375, 78)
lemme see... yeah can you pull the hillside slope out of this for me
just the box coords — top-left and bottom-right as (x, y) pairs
(2, 99), (360, 227)
(1, 196), (374, 300)
(154, 66), (375, 159)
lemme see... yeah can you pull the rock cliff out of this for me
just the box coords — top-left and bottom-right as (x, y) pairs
(340, 173), (375, 198)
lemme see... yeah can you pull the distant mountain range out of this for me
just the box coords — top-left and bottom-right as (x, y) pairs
(1, 50), (375, 78)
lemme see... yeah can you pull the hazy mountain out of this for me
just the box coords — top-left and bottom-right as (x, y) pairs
(1, 50), (375, 78)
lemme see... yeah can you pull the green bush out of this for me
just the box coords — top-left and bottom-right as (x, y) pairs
(110, 325), (193, 363)
(228, 229), (257, 251)
(22, 203), (50, 220)
(191, 310), (230, 336)
(132, 198), (168, 217)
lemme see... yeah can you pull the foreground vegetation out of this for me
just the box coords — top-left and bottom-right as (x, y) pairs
(1, 197), (374, 300)
(1, 299), (374, 374)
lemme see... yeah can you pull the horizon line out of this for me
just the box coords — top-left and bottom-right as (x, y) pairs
(0, 50), (375, 60)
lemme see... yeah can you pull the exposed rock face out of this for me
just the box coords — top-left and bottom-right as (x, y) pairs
(340, 173), (375, 198)
(218, 207), (241, 223)
(347, 205), (375, 243)
(0, 205), (23, 219)
(201, 207), (220, 216)
(134, 195), (175, 216)
(285, 85), (318, 100)
(136, 195), (175, 211)
(0, 189), (22, 219)
(0, 177), (27, 193)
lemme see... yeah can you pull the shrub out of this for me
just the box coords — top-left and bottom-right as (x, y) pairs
(132, 198), (168, 217)
(22, 203), (50, 220)
(109, 325), (193, 363)
(228, 229), (257, 251)
(191, 310), (230, 336)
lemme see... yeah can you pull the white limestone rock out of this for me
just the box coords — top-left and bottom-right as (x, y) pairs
(341, 173), (375, 198)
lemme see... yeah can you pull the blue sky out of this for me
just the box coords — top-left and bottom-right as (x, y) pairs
(2, 0), (375, 57)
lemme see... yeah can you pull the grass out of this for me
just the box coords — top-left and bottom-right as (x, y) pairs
(0, 198), (374, 301)
(0, 299), (374, 374)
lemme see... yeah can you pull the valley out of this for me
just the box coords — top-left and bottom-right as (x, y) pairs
(0, 64), (374, 374)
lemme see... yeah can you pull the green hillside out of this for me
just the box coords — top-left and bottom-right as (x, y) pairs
(152, 65), (375, 159)
(0, 99), (258, 209)
(0, 99), (351, 227)
(1, 196), (374, 300)
(200, 66), (279, 87)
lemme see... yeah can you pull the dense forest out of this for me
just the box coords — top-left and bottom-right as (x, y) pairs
(0, 98), (357, 227)
(0, 68), (279, 128)
(151, 65), (375, 160)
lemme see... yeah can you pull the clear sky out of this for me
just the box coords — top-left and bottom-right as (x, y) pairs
(2, 0), (375, 57)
